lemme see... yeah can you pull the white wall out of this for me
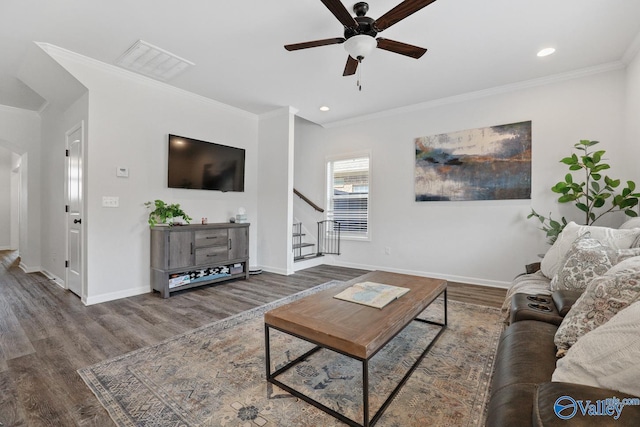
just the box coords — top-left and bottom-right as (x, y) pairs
(295, 68), (628, 286)
(624, 49), (640, 184)
(47, 47), (260, 304)
(10, 44), (637, 303)
(10, 153), (20, 249)
(257, 108), (296, 275)
(38, 105), (65, 279)
(0, 105), (42, 270)
(39, 93), (89, 285)
(0, 147), (11, 249)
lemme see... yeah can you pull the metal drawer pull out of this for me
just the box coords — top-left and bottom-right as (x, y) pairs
(228, 239), (232, 250)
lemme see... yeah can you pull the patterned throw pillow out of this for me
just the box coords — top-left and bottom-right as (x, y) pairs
(554, 257), (640, 357)
(540, 222), (640, 279)
(550, 233), (615, 292)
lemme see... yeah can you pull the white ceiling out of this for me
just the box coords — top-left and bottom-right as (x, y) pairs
(2, 0), (640, 126)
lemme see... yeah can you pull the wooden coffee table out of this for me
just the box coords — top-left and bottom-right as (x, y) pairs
(264, 271), (447, 427)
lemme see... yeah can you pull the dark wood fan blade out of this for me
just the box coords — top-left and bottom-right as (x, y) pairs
(374, 0), (437, 31)
(284, 37), (346, 51)
(343, 56), (359, 76)
(320, 0), (358, 28)
(376, 38), (427, 58)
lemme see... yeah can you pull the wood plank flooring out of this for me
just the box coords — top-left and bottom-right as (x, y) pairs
(0, 249), (506, 426)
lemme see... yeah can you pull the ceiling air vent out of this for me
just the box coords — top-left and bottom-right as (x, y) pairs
(115, 40), (194, 81)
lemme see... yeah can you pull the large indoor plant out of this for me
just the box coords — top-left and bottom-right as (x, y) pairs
(145, 199), (192, 226)
(529, 140), (639, 243)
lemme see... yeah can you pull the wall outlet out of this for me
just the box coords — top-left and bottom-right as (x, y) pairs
(102, 196), (119, 208)
(384, 247), (391, 255)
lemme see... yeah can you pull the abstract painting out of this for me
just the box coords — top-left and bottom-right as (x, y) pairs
(414, 121), (531, 201)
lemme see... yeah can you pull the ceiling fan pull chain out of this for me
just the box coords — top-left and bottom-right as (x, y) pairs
(357, 57), (363, 91)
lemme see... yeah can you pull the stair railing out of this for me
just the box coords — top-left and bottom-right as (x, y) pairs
(293, 222), (303, 260)
(317, 220), (341, 256)
(293, 190), (341, 260)
(293, 188), (324, 213)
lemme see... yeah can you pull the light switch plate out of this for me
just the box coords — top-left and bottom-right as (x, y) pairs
(116, 167), (129, 177)
(102, 196), (119, 207)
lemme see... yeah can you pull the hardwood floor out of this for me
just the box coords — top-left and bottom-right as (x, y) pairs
(0, 250), (506, 426)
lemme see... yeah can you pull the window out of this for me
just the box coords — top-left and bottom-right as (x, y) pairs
(326, 155), (370, 239)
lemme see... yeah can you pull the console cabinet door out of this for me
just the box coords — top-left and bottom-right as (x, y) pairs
(228, 227), (248, 260)
(168, 231), (193, 269)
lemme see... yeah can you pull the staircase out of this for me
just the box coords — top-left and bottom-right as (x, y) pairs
(293, 220), (341, 262)
(293, 222), (322, 261)
(292, 189), (341, 265)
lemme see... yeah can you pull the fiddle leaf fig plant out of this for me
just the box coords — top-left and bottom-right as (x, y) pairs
(145, 200), (192, 227)
(529, 140), (639, 244)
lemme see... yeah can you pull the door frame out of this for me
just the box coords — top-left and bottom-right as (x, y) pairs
(65, 121), (85, 300)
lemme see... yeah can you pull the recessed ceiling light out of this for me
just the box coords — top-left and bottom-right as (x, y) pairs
(319, 106), (330, 112)
(537, 47), (556, 57)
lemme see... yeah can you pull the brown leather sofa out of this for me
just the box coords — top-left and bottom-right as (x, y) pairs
(486, 291), (640, 426)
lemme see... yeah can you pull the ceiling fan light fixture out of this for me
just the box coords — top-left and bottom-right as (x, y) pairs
(344, 35), (377, 60)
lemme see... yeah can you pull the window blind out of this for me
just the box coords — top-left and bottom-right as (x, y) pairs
(327, 156), (369, 237)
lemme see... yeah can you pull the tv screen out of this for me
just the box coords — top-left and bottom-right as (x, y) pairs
(168, 134), (245, 192)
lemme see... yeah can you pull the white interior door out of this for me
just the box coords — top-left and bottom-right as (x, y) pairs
(66, 122), (83, 297)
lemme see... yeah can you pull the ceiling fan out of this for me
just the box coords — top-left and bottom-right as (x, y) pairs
(284, 0), (437, 77)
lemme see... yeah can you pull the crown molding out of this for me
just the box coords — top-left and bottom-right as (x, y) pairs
(258, 106), (299, 120)
(322, 61), (626, 128)
(37, 43), (258, 121)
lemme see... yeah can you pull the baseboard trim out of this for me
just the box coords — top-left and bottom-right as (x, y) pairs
(84, 286), (151, 306)
(327, 260), (511, 289)
(292, 255), (326, 272)
(41, 270), (66, 288)
(259, 265), (291, 276)
(19, 262), (42, 274)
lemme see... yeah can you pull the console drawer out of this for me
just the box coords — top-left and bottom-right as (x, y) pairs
(195, 229), (228, 247)
(195, 246), (228, 265)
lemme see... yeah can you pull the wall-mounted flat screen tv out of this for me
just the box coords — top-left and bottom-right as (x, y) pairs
(168, 134), (245, 192)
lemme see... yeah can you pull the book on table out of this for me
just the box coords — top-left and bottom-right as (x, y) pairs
(333, 281), (410, 309)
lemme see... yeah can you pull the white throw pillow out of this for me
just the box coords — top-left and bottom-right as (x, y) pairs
(552, 301), (640, 397)
(540, 222), (640, 279)
(607, 255), (640, 275)
(619, 218), (640, 230)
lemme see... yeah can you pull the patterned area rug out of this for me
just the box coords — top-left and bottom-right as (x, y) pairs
(79, 281), (502, 426)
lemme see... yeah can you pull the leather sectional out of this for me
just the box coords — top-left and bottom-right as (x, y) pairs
(486, 290), (640, 426)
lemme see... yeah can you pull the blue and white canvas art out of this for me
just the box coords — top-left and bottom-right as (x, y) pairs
(414, 121), (532, 201)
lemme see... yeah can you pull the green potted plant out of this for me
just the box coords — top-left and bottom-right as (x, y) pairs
(529, 140), (639, 243)
(145, 199), (192, 227)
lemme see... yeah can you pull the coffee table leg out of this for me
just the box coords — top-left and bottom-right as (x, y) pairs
(444, 288), (448, 325)
(264, 325), (272, 379)
(363, 359), (369, 427)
